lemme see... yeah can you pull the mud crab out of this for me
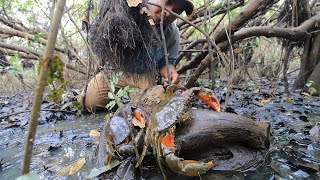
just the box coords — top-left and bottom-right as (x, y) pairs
(104, 85), (220, 178)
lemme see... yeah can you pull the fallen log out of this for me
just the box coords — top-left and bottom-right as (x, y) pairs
(175, 109), (270, 153)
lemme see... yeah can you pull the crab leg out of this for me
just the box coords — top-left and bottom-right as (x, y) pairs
(135, 125), (151, 168)
(154, 133), (167, 180)
(197, 91), (221, 112)
(161, 134), (214, 176)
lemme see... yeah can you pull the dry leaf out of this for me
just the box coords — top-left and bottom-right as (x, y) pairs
(132, 117), (145, 128)
(56, 157), (86, 176)
(127, 0), (142, 7)
(233, 48), (242, 53)
(301, 92), (311, 96)
(89, 129), (100, 137)
(258, 97), (272, 106)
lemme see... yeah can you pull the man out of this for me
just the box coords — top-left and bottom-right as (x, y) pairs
(81, 0), (194, 112)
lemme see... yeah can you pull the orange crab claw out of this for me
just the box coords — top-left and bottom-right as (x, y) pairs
(197, 91), (221, 112)
(132, 108), (145, 128)
(161, 134), (174, 148)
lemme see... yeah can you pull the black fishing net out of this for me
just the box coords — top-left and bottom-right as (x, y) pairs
(90, 0), (160, 78)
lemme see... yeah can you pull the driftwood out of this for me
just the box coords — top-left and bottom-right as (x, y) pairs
(175, 109), (270, 152)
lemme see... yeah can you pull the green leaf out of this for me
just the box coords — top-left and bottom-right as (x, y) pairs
(106, 101), (116, 110)
(110, 81), (115, 92)
(107, 92), (115, 99)
(309, 87), (317, 95)
(246, 82), (255, 87)
(129, 87), (139, 93)
(116, 89), (124, 97)
(61, 102), (73, 110)
(124, 85), (130, 92)
(306, 81), (314, 87)
(16, 173), (40, 180)
(255, 37), (260, 46)
(34, 32), (41, 43)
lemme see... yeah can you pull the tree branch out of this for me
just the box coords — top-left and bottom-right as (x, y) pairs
(0, 27), (64, 53)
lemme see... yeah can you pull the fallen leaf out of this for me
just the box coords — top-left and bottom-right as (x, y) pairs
(89, 129), (100, 137)
(301, 92), (311, 96)
(87, 160), (120, 178)
(309, 123), (319, 138)
(283, 97), (293, 102)
(261, 97), (272, 103)
(127, 0), (142, 7)
(258, 97), (272, 106)
(56, 157), (86, 176)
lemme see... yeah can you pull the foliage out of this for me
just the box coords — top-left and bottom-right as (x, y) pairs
(306, 80), (317, 95)
(43, 54), (66, 102)
(106, 71), (139, 110)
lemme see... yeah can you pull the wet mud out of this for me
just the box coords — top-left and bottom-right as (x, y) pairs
(1, 79), (320, 179)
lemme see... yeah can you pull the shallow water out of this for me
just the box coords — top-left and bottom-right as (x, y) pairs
(0, 112), (106, 180)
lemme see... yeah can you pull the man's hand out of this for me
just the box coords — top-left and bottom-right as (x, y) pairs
(160, 64), (180, 86)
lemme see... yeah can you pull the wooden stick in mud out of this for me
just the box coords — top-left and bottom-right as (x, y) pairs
(21, 0), (66, 174)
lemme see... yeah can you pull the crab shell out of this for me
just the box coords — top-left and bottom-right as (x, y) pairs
(151, 94), (188, 132)
(109, 115), (130, 145)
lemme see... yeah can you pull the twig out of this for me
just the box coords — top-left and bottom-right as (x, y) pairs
(160, 0), (171, 85)
(222, 1), (234, 113)
(0, 109), (76, 119)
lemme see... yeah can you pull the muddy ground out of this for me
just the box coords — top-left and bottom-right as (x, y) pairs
(0, 76), (319, 179)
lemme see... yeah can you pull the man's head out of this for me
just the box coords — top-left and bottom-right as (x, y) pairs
(147, 0), (194, 24)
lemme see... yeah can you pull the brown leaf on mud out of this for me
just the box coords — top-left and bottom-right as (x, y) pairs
(127, 0), (142, 7)
(89, 129), (100, 137)
(56, 157), (86, 176)
(257, 97), (272, 107)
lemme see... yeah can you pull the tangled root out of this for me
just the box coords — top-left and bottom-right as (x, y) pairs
(90, 0), (160, 77)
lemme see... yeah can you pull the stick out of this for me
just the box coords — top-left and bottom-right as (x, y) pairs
(21, 0), (66, 174)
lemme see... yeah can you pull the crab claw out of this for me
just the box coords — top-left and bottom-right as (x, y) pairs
(197, 91), (221, 112)
(161, 134), (214, 176)
(132, 108), (145, 128)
